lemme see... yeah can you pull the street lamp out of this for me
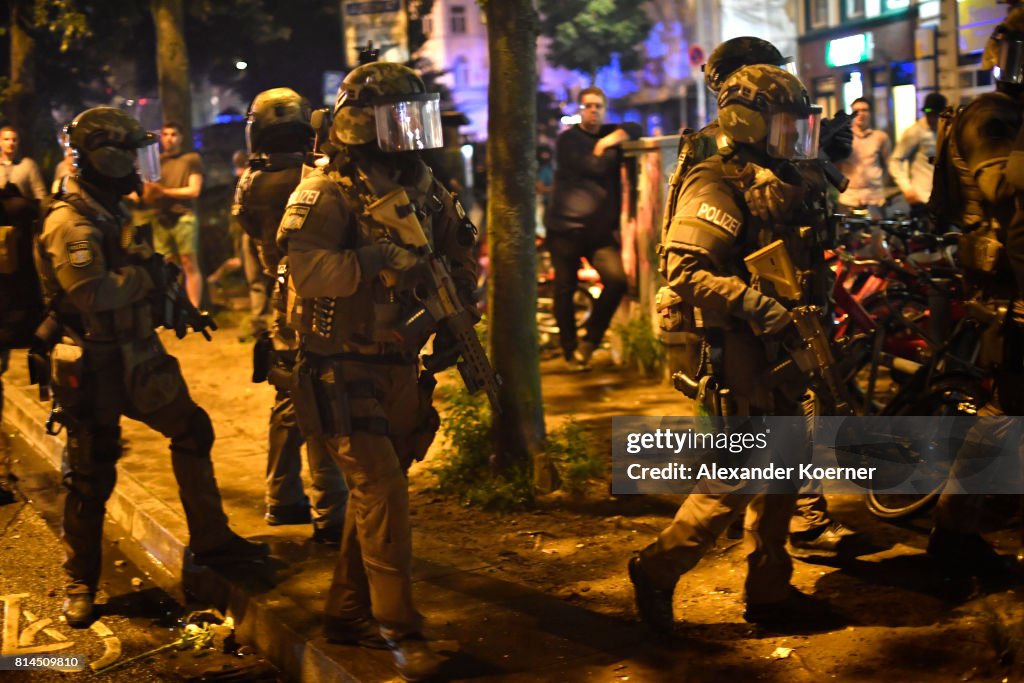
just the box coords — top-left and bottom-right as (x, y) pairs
(235, 60), (248, 70)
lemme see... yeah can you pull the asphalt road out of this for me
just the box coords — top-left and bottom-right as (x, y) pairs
(0, 430), (280, 682)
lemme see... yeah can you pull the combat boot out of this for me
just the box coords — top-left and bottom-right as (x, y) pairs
(385, 633), (445, 682)
(743, 588), (841, 630)
(627, 556), (675, 634)
(324, 615), (388, 649)
(927, 528), (1017, 577)
(191, 532), (270, 569)
(62, 593), (96, 629)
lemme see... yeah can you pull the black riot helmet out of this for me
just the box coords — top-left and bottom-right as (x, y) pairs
(65, 107), (157, 195)
(982, 6), (1024, 85)
(703, 37), (794, 94)
(246, 88), (314, 155)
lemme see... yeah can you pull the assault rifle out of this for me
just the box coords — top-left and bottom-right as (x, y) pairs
(157, 260), (217, 340)
(369, 186), (502, 413)
(132, 224), (217, 340)
(744, 240), (853, 416)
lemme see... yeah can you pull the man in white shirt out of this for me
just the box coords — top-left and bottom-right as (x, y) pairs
(0, 126), (48, 208)
(837, 98), (891, 218)
(889, 92), (947, 217)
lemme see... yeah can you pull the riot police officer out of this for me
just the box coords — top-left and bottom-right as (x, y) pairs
(0, 183), (43, 504)
(277, 62), (478, 680)
(927, 6), (1024, 575)
(631, 65), (835, 632)
(234, 88), (347, 541)
(659, 36), (858, 554)
(34, 107), (268, 628)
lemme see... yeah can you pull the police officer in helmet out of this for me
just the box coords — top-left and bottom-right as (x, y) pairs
(35, 107), (268, 628)
(632, 65), (837, 633)
(277, 62), (478, 680)
(660, 36), (859, 555)
(234, 88), (348, 541)
(927, 5), (1024, 576)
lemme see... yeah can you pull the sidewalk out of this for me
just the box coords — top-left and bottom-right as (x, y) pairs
(1, 321), (687, 682)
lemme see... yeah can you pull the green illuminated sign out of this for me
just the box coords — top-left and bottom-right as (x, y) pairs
(827, 33), (873, 67)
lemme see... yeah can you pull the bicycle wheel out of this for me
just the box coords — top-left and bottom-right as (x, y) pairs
(866, 375), (987, 520)
(841, 289), (930, 415)
(536, 286), (594, 335)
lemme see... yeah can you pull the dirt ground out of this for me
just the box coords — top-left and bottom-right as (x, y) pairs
(404, 350), (1024, 682)
(64, 287), (1024, 681)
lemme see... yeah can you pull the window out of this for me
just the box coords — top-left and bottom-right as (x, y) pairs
(810, 0), (829, 27)
(422, 14), (433, 35)
(450, 5), (466, 34)
(845, 0), (865, 19)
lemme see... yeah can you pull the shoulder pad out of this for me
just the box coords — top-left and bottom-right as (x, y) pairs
(232, 167), (256, 217)
(279, 172), (339, 234)
(666, 160), (745, 267)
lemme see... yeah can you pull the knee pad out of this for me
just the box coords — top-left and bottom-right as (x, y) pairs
(63, 471), (116, 507)
(171, 407), (215, 458)
(66, 426), (121, 471)
(94, 426), (122, 462)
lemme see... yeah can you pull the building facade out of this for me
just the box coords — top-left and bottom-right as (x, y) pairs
(795, 0), (1005, 141)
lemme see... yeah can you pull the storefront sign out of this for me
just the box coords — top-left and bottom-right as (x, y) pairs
(826, 34), (874, 67)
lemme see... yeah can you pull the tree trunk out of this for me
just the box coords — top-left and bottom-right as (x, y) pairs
(484, 0), (555, 491)
(6, 2), (38, 156)
(151, 0), (192, 145)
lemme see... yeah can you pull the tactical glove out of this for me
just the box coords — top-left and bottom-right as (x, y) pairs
(355, 243), (419, 282)
(423, 328), (462, 373)
(737, 288), (792, 336)
(821, 115), (854, 163)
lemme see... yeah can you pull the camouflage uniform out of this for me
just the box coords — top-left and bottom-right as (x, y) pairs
(36, 177), (248, 596)
(278, 146), (475, 636)
(927, 7), (1024, 545)
(0, 188), (42, 498)
(233, 90), (347, 533)
(639, 65), (831, 611)
(278, 61), (475, 642)
(659, 71), (841, 541)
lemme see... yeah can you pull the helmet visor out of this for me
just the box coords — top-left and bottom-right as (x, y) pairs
(373, 93), (443, 152)
(767, 106), (821, 159)
(781, 57), (799, 77)
(994, 38), (1024, 84)
(137, 142), (161, 182)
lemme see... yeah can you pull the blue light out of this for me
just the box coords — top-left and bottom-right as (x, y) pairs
(215, 113), (246, 124)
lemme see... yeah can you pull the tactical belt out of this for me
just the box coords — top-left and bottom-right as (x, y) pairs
(317, 350), (418, 366)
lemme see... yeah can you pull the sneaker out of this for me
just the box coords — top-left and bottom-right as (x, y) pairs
(927, 528), (1017, 577)
(265, 503), (312, 526)
(324, 616), (388, 649)
(192, 533), (270, 568)
(790, 522), (860, 554)
(385, 633), (446, 682)
(743, 588), (841, 630)
(312, 524), (343, 546)
(62, 593), (96, 629)
(627, 556), (675, 634)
